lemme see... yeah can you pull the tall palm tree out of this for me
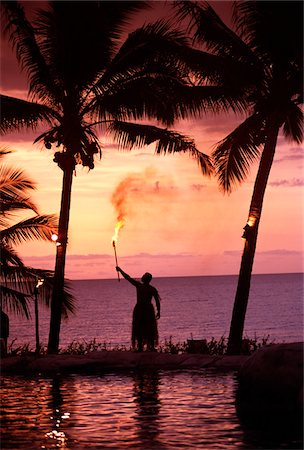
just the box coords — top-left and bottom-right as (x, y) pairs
(0, 149), (75, 323)
(1, 1), (221, 353)
(177, 1), (303, 354)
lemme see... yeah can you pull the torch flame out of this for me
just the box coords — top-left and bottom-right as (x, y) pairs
(36, 278), (44, 289)
(112, 218), (125, 246)
(247, 216), (256, 227)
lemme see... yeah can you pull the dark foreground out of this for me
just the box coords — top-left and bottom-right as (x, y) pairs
(1, 343), (303, 449)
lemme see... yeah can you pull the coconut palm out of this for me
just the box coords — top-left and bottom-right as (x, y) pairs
(177, 1), (303, 353)
(0, 149), (75, 323)
(1, 1), (225, 353)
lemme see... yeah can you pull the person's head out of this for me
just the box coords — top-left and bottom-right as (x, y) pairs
(141, 272), (152, 284)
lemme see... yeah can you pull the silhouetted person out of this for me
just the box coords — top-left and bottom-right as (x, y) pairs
(0, 309), (9, 357)
(116, 266), (160, 352)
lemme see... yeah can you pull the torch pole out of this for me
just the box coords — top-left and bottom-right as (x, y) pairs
(113, 242), (120, 282)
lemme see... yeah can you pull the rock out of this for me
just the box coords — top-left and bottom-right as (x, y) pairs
(236, 342), (303, 429)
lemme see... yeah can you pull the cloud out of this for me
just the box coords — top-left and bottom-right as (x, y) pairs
(274, 147), (304, 163)
(191, 183), (206, 192)
(23, 251), (202, 268)
(258, 249), (303, 256)
(134, 252), (197, 259)
(269, 178), (304, 187)
(223, 250), (240, 256)
(224, 249), (302, 257)
(22, 248), (303, 280)
(62, 254), (113, 260)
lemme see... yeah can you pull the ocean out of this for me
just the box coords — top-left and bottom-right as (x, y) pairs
(2, 273), (303, 449)
(8, 272), (304, 350)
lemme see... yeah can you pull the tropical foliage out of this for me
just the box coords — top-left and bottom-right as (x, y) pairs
(0, 149), (75, 319)
(0, 1), (220, 353)
(2, 1), (300, 355)
(177, 1), (303, 353)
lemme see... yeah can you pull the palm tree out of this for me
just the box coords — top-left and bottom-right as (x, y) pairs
(1, 1), (222, 353)
(0, 149), (75, 328)
(177, 1), (303, 354)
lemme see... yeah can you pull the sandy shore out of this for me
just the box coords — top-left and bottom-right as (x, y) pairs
(1, 351), (249, 375)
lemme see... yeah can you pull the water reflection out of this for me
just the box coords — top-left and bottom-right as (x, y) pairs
(0, 370), (302, 449)
(43, 376), (70, 448)
(0, 376), (75, 449)
(132, 371), (162, 448)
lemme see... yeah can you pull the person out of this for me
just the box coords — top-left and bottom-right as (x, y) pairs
(0, 309), (9, 358)
(116, 266), (161, 352)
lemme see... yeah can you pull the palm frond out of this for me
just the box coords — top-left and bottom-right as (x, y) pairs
(99, 19), (190, 86)
(60, 280), (76, 319)
(34, 1), (149, 94)
(173, 84), (248, 116)
(0, 163), (40, 216)
(98, 10), (260, 101)
(1, 196), (39, 218)
(20, 267), (76, 318)
(93, 75), (247, 128)
(0, 163), (36, 194)
(0, 142), (75, 322)
(1, 266), (76, 319)
(233, 1), (303, 67)
(0, 148), (12, 159)
(283, 103), (303, 144)
(109, 120), (213, 176)
(175, 0), (257, 65)
(168, 45), (259, 88)
(0, 214), (58, 246)
(212, 112), (266, 192)
(1, 1), (61, 103)
(0, 284), (31, 318)
(0, 95), (53, 134)
(0, 244), (24, 268)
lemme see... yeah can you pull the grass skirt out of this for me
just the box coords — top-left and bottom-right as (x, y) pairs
(132, 302), (158, 349)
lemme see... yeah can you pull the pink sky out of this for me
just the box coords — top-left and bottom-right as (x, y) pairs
(1, 1), (303, 279)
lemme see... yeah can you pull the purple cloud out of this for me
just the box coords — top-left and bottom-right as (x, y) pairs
(224, 249), (302, 257)
(269, 178), (304, 187)
(275, 148), (303, 163)
(191, 183), (206, 192)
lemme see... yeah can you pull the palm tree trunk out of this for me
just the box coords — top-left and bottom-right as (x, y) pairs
(227, 120), (280, 355)
(47, 165), (74, 354)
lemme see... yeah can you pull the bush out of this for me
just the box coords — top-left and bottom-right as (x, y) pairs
(6, 335), (273, 356)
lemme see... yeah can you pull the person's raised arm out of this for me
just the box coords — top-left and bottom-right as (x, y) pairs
(116, 266), (139, 287)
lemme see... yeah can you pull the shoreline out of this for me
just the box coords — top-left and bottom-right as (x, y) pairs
(0, 351), (249, 375)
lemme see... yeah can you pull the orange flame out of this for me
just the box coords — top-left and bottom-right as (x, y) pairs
(112, 218), (125, 246)
(247, 216), (256, 227)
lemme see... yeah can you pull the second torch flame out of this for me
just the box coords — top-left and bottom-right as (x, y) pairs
(112, 219), (125, 282)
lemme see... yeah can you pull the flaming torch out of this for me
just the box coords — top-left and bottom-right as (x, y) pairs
(112, 219), (125, 282)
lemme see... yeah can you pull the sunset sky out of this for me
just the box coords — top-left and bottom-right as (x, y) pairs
(1, 1), (303, 280)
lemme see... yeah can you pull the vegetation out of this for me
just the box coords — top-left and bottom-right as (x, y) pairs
(1, 1), (218, 353)
(0, 149), (75, 320)
(177, 1), (303, 353)
(7, 335), (272, 357)
(1, 2), (302, 356)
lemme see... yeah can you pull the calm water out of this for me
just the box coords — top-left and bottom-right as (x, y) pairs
(2, 273), (303, 449)
(8, 273), (304, 350)
(1, 370), (302, 449)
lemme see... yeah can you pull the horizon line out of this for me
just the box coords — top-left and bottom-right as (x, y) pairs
(67, 271), (304, 282)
